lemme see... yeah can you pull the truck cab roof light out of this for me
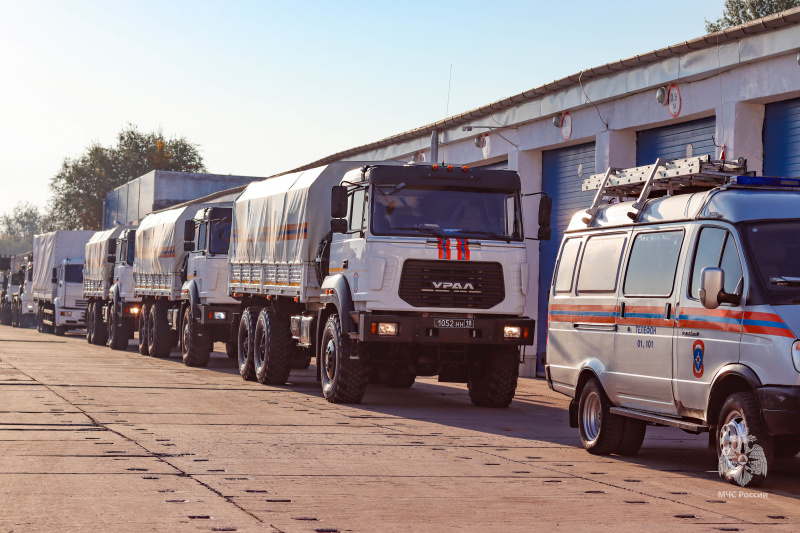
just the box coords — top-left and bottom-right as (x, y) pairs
(447, 165), (453, 172)
(462, 165), (468, 172)
(432, 164), (438, 171)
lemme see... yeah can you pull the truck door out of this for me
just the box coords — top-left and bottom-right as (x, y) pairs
(329, 185), (367, 293)
(673, 225), (743, 413)
(187, 220), (206, 292)
(614, 228), (685, 414)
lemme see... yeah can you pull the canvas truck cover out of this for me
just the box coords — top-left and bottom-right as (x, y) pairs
(133, 206), (194, 276)
(32, 230), (95, 300)
(84, 226), (130, 283)
(230, 162), (370, 265)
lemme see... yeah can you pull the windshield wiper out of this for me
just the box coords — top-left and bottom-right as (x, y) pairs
(770, 276), (800, 287)
(454, 230), (512, 243)
(389, 226), (443, 238)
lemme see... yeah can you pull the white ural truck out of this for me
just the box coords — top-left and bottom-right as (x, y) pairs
(83, 226), (138, 347)
(32, 231), (94, 335)
(134, 202), (239, 363)
(229, 162), (542, 406)
(106, 228), (142, 350)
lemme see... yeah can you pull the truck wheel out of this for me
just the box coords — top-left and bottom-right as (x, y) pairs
(616, 418), (647, 456)
(12, 304), (19, 327)
(379, 365), (416, 388)
(774, 436), (800, 458)
(91, 302), (108, 345)
(147, 301), (171, 358)
(181, 306), (210, 367)
(54, 325), (66, 336)
(1, 303), (9, 326)
(254, 307), (293, 385)
(237, 307), (259, 381)
(717, 392), (773, 487)
(108, 304), (129, 351)
(321, 313), (368, 404)
(138, 303), (151, 355)
(36, 307), (42, 332)
(86, 302), (94, 343)
(578, 377), (625, 455)
(467, 347), (519, 408)
(225, 340), (238, 359)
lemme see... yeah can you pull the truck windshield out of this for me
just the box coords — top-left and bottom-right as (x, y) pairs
(370, 186), (522, 241)
(209, 219), (232, 255)
(744, 220), (800, 304)
(64, 264), (84, 283)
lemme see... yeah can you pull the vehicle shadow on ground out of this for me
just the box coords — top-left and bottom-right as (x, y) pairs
(129, 342), (800, 496)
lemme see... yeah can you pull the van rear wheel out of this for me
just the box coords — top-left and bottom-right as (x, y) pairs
(578, 377), (625, 455)
(717, 392), (773, 487)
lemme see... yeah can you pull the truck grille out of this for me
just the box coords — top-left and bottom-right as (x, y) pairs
(398, 260), (504, 309)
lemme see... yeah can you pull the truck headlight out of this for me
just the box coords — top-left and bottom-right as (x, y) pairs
(792, 340), (800, 372)
(129, 307), (139, 314)
(26, 304), (34, 310)
(504, 326), (521, 339)
(211, 311), (227, 320)
(377, 322), (398, 336)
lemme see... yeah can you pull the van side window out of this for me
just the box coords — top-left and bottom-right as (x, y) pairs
(623, 231), (684, 297)
(690, 227), (743, 300)
(577, 234), (626, 293)
(554, 239), (582, 293)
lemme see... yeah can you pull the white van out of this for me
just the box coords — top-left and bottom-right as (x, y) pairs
(545, 156), (800, 487)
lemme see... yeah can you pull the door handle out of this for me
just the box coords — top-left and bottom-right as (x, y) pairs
(619, 302), (626, 318)
(574, 323), (617, 332)
(665, 303), (672, 320)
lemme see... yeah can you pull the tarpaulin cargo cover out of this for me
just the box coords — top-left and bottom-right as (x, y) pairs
(84, 226), (130, 283)
(133, 206), (196, 277)
(32, 230), (95, 301)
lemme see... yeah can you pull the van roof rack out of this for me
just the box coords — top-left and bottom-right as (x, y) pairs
(581, 156), (749, 224)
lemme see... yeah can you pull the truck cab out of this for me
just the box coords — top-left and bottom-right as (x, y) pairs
(103, 229), (140, 350)
(50, 261), (87, 334)
(17, 262), (36, 327)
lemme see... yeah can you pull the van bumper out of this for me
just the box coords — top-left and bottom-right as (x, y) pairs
(358, 314), (535, 346)
(757, 386), (800, 436)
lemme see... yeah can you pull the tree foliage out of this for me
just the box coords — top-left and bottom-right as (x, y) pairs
(0, 202), (46, 255)
(706, 0), (800, 32)
(48, 124), (206, 230)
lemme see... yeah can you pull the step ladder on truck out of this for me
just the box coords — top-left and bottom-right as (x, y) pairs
(546, 155), (800, 487)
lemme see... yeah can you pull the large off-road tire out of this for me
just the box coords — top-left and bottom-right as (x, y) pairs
(91, 302), (108, 345)
(253, 307), (293, 385)
(774, 436), (800, 458)
(616, 418), (647, 456)
(108, 304), (129, 351)
(225, 340), (238, 359)
(379, 365), (416, 389)
(237, 307), (259, 381)
(181, 306), (210, 367)
(86, 301), (95, 343)
(2, 303), (12, 326)
(54, 325), (66, 336)
(467, 347), (519, 408)
(147, 300), (172, 358)
(36, 307), (43, 332)
(717, 392), (773, 487)
(320, 313), (368, 404)
(578, 377), (625, 455)
(138, 303), (151, 356)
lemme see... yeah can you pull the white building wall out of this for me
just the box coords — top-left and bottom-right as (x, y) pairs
(342, 25), (800, 377)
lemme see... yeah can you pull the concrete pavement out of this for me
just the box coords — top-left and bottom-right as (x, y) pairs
(1, 326), (798, 532)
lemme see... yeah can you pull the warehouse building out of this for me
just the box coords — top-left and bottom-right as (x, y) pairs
(280, 8), (800, 377)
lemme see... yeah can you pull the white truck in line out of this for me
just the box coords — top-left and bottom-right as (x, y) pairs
(32, 230), (94, 335)
(134, 202), (240, 364)
(1, 253), (27, 326)
(16, 256), (36, 328)
(83, 226), (140, 348)
(228, 162), (544, 406)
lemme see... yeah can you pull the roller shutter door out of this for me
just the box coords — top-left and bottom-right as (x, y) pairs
(537, 143), (596, 372)
(764, 97), (800, 177)
(636, 116), (716, 165)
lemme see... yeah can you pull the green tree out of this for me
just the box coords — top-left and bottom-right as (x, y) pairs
(706, 0), (800, 32)
(0, 202), (45, 255)
(47, 124), (206, 230)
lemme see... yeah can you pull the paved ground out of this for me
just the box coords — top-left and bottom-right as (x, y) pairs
(0, 326), (798, 532)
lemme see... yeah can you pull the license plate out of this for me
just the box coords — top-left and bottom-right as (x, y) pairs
(434, 318), (474, 328)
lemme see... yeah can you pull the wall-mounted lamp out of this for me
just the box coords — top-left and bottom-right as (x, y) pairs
(552, 113), (562, 127)
(462, 125), (517, 148)
(656, 86), (668, 105)
(797, 52), (800, 65)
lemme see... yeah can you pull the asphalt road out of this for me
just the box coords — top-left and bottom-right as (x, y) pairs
(1, 325), (798, 532)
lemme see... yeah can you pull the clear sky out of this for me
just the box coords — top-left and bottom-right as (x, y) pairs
(0, 0), (724, 217)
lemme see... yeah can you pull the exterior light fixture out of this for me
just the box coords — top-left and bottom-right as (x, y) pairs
(552, 113), (562, 127)
(656, 86), (668, 105)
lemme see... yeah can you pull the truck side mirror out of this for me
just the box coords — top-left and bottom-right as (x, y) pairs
(700, 267), (740, 309)
(331, 186), (348, 219)
(184, 241), (195, 252)
(107, 239), (117, 256)
(106, 254), (116, 263)
(184, 219), (196, 242)
(330, 218), (348, 234)
(51, 267), (57, 283)
(537, 194), (552, 241)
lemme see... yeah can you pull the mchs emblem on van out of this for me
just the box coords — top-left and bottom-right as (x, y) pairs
(426, 281), (479, 293)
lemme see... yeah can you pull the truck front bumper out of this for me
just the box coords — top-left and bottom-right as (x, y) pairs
(358, 314), (535, 345)
(757, 386), (800, 436)
(199, 304), (240, 325)
(56, 309), (85, 327)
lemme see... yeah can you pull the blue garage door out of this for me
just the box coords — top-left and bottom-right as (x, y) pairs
(538, 143), (596, 373)
(636, 116), (716, 165)
(764, 97), (800, 177)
